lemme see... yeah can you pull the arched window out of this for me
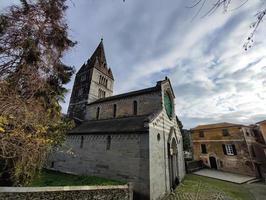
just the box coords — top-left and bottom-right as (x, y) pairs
(96, 107), (100, 120)
(164, 92), (172, 118)
(113, 104), (117, 118)
(99, 76), (108, 87)
(98, 89), (101, 98)
(133, 100), (138, 115)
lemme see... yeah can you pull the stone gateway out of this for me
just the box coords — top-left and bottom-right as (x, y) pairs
(49, 40), (185, 200)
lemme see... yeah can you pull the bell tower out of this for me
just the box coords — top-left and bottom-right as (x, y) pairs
(67, 39), (114, 120)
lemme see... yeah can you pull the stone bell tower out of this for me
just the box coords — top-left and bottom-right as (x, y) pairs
(67, 39), (114, 120)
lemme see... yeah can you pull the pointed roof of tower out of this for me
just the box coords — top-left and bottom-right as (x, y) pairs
(89, 38), (107, 66)
(85, 39), (114, 80)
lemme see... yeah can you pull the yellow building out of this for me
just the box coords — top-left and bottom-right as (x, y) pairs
(255, 120), (266, 181)
(256, 120), (266, 144)
(191, 122), (265, 178)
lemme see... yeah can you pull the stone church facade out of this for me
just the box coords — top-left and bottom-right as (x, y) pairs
(49, 40), (185, 200)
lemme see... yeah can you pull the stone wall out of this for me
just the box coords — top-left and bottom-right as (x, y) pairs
(258, 121), (266, 143)
(86, 91), (162, 120)
(185, 160), (204, 173)
(149, 110), (185, 200)
(49, 133), (150, 199)
(88, 68), (114, 103)
(0, 185), (132, 200)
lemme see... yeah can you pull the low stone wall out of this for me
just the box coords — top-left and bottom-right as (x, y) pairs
(186, 160), (204, 173)
(0, 184), (133, 200)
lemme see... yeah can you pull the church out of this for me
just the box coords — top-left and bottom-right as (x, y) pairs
(49, 40), (185, 200)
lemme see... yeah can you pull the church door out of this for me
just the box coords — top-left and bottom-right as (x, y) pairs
(209, 156), (217, 169)
(168, 138), (179, 190)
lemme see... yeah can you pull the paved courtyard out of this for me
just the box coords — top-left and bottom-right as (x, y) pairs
(244, 183), (266, 200)
(163, 174), (259, 200)
(193, 169), (256, 184)
(164, 181), (231, 200)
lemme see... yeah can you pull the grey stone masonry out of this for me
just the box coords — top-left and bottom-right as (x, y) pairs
(49, 133), (150, 198)
(86, 91), (162, 121)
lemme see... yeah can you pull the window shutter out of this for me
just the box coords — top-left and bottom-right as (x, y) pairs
(232, 144), (237, 155)
(222, 144), (227, 155)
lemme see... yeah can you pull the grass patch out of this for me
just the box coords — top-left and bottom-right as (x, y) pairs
(29, 169), (125, 187)
(175, 174), (255, 200)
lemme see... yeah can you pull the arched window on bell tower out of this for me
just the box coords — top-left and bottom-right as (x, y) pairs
(98, 89), (101, 98)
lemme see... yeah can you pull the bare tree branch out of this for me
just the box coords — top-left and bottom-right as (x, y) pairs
(188, 0), (266, 49)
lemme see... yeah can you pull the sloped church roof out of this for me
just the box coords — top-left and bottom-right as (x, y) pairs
(69, 115), (149, 134)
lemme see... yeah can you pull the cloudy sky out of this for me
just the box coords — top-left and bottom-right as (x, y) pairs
(1, 0), (266, 128)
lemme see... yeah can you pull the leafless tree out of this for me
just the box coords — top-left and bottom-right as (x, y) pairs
(188, 0), (266, 50)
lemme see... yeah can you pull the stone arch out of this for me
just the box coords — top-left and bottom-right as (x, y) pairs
(167, 127), (180, 190)
(208, 152), (218, 169)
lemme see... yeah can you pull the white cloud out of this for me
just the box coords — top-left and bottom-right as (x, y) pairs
(1, 0), (266, 128)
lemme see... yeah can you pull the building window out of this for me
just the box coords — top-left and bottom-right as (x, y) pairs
(199, 130), (204, 138)
(51, 161), (54, 168)
(251, 145), (256, 158)
(80, 136), (84, 148)
(133, 100), (138, 115)
(106, 135), (111, 150)
(99, 75), (102, 84)
(201, 144), (207, 154)
(164, 92), (172, 118)
(157, 133), (161, 141)
(253, 130), (259, 138)
(99, 75), (108, 87)
(98, 89), (101, 98)
(96, 107), (100, 120)
(98, 89), (106, 98)
(246, 130), (250, 136)
(113, 104), (117, 118)
(222, 144), (237, 156)
(222, 129), (229, 136)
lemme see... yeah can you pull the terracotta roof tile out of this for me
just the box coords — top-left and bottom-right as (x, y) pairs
(191, 122), (243, 130)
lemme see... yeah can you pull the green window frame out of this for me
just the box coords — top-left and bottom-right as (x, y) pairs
(164, 93), (172, 118)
